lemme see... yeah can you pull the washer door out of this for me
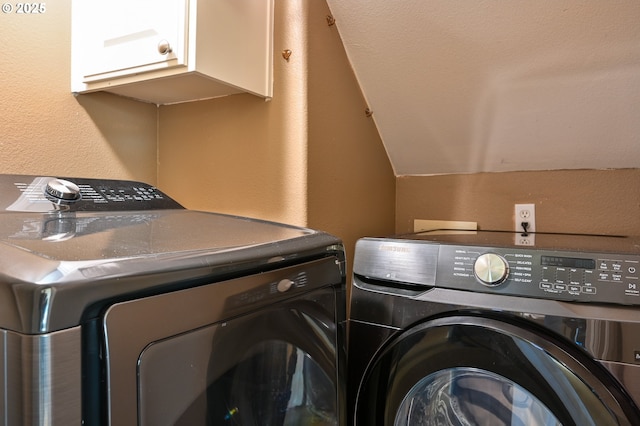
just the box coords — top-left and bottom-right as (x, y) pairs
(355, 314), (640, 426)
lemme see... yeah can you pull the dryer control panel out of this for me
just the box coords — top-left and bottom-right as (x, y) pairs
(0, 175), (183, 212)
(353, 232), (640, 306)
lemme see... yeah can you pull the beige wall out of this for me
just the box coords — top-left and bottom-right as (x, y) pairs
(158, 0), (396, 272)
(2, 0), (395, 274)
(1, 1), (157, 182)
(306, 1), (395, 247)
(397, 169), (640, 237)
(157, 1), (313, 223)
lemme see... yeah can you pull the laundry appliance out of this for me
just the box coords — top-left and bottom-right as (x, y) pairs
(349, 230), (640, 425)
(0, 175), (346, 425)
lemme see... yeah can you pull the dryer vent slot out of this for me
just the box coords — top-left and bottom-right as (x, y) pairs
(353, 274), (433, 297)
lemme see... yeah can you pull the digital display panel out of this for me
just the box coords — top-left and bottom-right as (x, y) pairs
(541, 256), (596, 269)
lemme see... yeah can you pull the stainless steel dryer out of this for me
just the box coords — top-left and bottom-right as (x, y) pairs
(349, 230), (640, 425)
(0, 175), (346, 425)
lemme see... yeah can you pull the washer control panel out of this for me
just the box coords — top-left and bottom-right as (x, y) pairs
(442, 245), (640, 305)
(353, 235), (640, 306)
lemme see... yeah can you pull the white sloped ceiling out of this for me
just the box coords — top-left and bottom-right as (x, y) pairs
(326, 0), (640, 176)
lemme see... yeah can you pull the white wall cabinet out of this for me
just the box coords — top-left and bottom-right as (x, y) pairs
(71, 0), (274, 104)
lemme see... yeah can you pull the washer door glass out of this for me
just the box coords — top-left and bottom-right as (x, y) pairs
(355, 314), (640, 426)
(395, 367), (559, 426)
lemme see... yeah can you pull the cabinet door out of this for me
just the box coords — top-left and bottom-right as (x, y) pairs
(77, 0), (188, 82)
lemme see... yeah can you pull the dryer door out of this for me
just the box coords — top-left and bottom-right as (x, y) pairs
(137, 291), (342, 425)
(355, 313), (640, 426)
(97, 257), (345, 425)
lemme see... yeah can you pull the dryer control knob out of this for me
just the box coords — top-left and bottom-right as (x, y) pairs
(474, 253), (509, 286)
(45, 178), (81, 201)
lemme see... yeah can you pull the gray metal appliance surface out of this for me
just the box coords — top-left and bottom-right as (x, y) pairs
(349, 230), (640, 425)
(0, 175), (346, 425)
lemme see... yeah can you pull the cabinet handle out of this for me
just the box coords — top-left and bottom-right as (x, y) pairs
(157, 40), (172, 55)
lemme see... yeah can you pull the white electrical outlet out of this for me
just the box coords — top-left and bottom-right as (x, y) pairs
(514, 204), (536, 245)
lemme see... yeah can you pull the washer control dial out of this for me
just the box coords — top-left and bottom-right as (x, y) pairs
(474, 253), (509, 286)
(45, 178), (81, 201)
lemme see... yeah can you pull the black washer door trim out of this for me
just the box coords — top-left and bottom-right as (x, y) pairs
(355, 312), (640, 426)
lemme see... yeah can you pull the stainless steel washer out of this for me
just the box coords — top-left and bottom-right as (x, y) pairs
(349, 230), (640, 425)
(0, 175), (346, 425)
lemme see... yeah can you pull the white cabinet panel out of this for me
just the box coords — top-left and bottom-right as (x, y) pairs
(81, 0), (188, 81)
(71, 0), (273, 104)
